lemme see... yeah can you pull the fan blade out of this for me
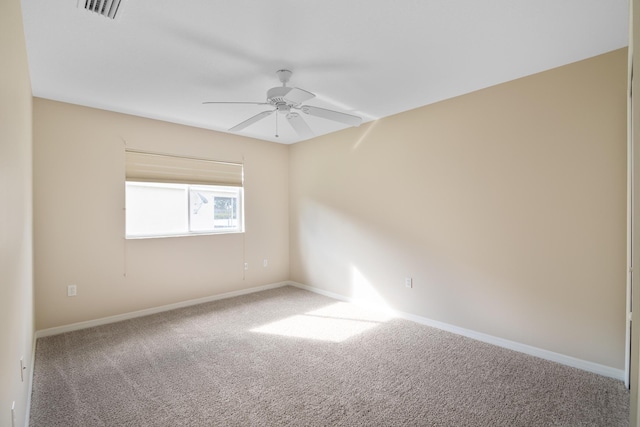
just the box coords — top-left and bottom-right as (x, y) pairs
(229, 110), (274, 132)
(300, 105), (362, 127)
(286, 113), (314, 139)
(203, 101), (269, 105)
(284, 87), (315, 105)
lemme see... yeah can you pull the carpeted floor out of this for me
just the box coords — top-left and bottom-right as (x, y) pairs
(29, 286), (629, 426)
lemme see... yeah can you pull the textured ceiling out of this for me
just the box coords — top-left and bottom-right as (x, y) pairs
(21, 0), (629, 144)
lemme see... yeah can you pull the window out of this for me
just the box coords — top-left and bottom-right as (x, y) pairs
(125, 150), (243, 238)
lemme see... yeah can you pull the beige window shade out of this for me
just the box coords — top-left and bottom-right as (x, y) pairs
(125, 150), (243, 187)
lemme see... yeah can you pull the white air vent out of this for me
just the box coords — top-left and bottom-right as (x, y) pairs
(82, 0), (122, 19)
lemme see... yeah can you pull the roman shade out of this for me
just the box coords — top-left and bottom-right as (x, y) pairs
(125, 150), (243, 187)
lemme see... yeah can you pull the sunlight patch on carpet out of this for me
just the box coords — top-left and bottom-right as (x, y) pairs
(250, 302), (389, 342)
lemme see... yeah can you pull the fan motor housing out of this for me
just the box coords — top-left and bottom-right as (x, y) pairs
(267, 86), (293, 105)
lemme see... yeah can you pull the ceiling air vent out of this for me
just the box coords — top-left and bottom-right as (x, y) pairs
(82, 0), (122, 19)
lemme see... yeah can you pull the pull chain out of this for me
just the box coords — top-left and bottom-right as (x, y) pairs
(275, 112), (279, 138)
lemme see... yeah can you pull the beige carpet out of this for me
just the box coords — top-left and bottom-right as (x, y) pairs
(29, 286), (629, 426)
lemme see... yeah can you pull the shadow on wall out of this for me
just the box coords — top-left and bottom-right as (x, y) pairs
(293, 197), (502, 328)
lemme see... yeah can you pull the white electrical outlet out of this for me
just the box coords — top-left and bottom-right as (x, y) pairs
(244, 262), (249, 271)
(67, 284), (77, 297)
(405, 277), (413, 288)
(263, 259), (268, 267)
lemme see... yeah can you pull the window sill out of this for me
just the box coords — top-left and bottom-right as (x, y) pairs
(125, 230), (244, 240)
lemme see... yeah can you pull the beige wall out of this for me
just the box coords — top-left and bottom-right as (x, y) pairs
(33, 99), (289, 330)
(1, 0), (34, 425)
(290, 49), (627, 369)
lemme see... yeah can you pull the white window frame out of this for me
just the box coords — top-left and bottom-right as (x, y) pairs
(125, 181), (244, 239)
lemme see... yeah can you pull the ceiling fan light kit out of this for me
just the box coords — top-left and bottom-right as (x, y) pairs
(204, 69), (362, 139)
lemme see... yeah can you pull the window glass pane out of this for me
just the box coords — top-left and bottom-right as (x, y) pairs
(126, 183), (187, 236)
(189, 188), (240, 232)
(214, 196), (238, 229)
(189, 189), (216, 232)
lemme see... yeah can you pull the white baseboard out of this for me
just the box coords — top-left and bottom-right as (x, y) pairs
(35, 282), (289, 339)
(288, 281), (625, 382)
(33, 280), (624, 382)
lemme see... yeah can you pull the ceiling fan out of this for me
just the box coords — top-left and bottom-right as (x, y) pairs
(203, 69), (362, 139)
